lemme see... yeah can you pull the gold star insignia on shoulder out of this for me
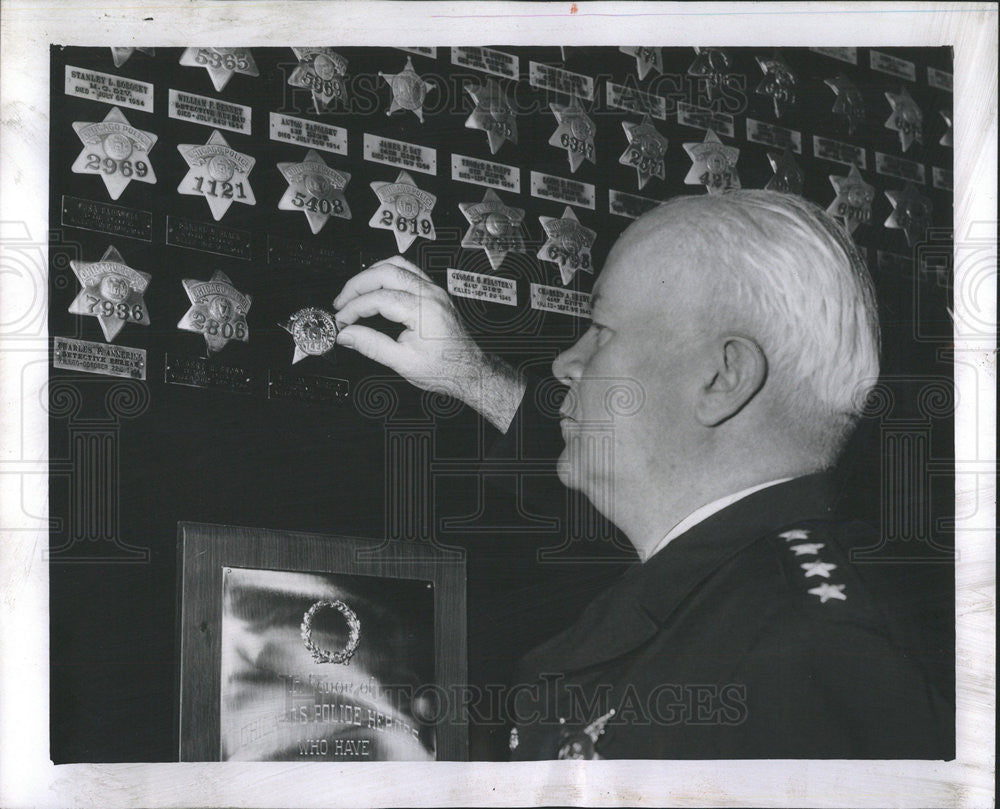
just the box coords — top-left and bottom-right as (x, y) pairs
(460, 188), (525, 271)
(683, 129), (740, 194)
(281, 307), (338, 364)
(765, 147), (804, 195)
(619, 47), (662, 80)
(178, 271), (251, 354)
(369, 170), (437, 252)
(380, 56), (435, 123)
(779, 529), (811, 541)
(826, 165), (874, 236)
(687, 47), (732, 100)
(884, 87), (923, 152)
(179, 47), (258, 92)
(465, 79), (518, 154)
(537, 206), (596, 285)
(884, 183), (932, 247)
(789, 543), (825, 556)
(756, 52), (797, 118)
(619, 116), (667, 190)
(548, 96), (596, 173)
(824, 72), (865, 135)
(801, 561), (837, 579)
(278, 149), (351, 235)
(939, 110), (953, 147)
(111, 47), (154, 68)
(808, 582), (846, 603)
(288, 48), (348, 113)
(69, 246), (151, 342)
(71, 107), (158, 201)
(177, 130), (256, 221)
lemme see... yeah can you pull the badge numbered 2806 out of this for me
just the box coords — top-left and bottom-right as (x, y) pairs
(177, 271), (252, 354)
(68, 245), (151, 342)
(72, 107), (157, 201)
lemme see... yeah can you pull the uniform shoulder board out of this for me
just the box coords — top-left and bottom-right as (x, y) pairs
(771, 524), (849, 606)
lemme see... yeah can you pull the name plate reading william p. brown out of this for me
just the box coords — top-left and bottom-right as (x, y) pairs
(529, 283), (592, 318)
(451, 46), (519, 79)
(677, 102), (735, 138)
(530, 171), (595, 209)
(168, 89), (252, 135)
(813, 136), (867, 169)
(609, 189), (661, 220)
(267, 370), (350, 406)
(164, 353), (257, 394)
(450, 154), (520, 193)
(65, 65), (154, 111)
(606, 82), (667, 120)
(528, 62), (595, 100)
(876, 152), (926, 184)
(270, 113), (347, 155)
(363, 134), (436, 176)
(446, 268), (517, 306)
(53, 337), (146, 380)
(166, 216), (252, 260)
(746, 119), (802, 153)
(61, 195), (153, 242)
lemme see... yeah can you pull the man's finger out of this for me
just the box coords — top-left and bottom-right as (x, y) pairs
(333, 257), (431, 309)
(334, 288), (421, 330)
(336, 324), (407, 371)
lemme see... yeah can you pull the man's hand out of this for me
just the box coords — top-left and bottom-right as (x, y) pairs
(333, 255), (526, 432)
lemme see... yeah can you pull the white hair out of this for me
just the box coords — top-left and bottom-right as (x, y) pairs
(641, 190), (881, 458)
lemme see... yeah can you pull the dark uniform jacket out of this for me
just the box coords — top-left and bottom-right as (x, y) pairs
(507, 473), (953, 760)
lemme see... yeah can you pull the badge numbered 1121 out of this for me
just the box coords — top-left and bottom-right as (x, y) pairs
(369, 170), (437, 252)
(69, 245), (151, 342)
(177, 130), (256, 221)
(278, 149), (351, 235)
(177, 271), (252, 354)
(72, 107), (157, 201)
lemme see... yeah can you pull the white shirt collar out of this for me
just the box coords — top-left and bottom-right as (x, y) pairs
(642, 478), (793, 563)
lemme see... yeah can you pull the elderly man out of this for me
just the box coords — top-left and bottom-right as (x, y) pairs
(333, 190), (951, 759)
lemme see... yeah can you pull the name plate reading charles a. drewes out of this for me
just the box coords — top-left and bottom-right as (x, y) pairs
(164, 353), (257, 394)
(813, 136), (867, 169)
(451, 154), (520, 193)
(809, 47), (858, 65)
(169, 89), (252, 135)
(529, 62), (595, 100)
(451, 47), (519, 79)
(446, 268), (517, 306)
(267, 370), (350, 406)
(677, 102), (736, 138)
(530, 172), (595, 209)
(166, 216), (253, 260)
(62, 195), (153, 242)
(606, 82), (666, 120)
(876, 152), (926, 184)
(869, 50), (917, 82)
(609, 189), (661, 219)
(65, 65), (154, 111)
(746, 119), (802, 153)
(53, 337), (146, 380)
(529, 283), (592, 318)
(363, 134), (436, 176)
(270, 113), (347, 155)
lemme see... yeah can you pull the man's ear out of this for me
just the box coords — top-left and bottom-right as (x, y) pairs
(696, 335), (768, 427)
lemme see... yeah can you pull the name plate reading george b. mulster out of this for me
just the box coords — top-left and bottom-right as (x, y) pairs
(65, 65), (154, 112)
(53, 337), (146, 380)
(168, 89), (252, 135)
(62, 195), (153, 241)
(164, 353), (257, 394)
(166, 216), (252, 260)
(446, 268), (517, 306)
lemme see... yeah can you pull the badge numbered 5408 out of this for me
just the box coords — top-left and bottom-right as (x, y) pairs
(72, 107), (157, 201)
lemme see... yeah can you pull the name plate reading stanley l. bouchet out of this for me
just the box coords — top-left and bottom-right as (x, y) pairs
(178, 525), (467, 761)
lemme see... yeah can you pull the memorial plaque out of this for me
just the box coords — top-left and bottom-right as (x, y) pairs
(267, 369), (350, 406)
(166, 216), (252, 260)
(927, 67), (953, 92)
(53, 336), (146, 380)
(270, 113), (347, 155)
(528, 62), (594, 101)
(64, 65), (154, 111)
(608, 188), (661, 219)
(168, 89), (252, 135)
(676, 102), (736, 138)
(164, 353), (258, 394)
(529, 283), (592, 318)
(813, 136), (867, 169)
(746, 118), (802, 153)
(809, 47), (858, 65)
(932, 166), (953, 191)
(178, 525), (467, 761)
(451, 46), (518, 79)
(875, 151), (926, 185)
(869, 50), (917, 82)
(61, 195), (153, 241)
(363, 134), (437, 176)
(267, 233), (349, 272)
(450, 154), (520, 193)
(530, 171), (595, 210)
(446, 268), (517, 306)
(605, 81), (667, 120)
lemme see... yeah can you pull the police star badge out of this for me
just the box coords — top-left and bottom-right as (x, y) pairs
(826, 165), (875, 236)
(460, 188), (525, 271)
(465, 79), (518, 154)
(177, 130), (256, 221)
(884, 182), (932, 247)
(111, 47), (154, 68)
(537, 207), (596, 286)
(548, 96), (596, 173)
(557, 709), (616, 760)
(824, 72), (866, 136)
(619, 47), (662, 80)
(380, 56), (435, 123)
(765, 147), (804, 195)
(619, 115), (667, 190)
(281, 307), (338, 364)
(72, 107), (157, 201)
(288, 48), (348, 113)
(683, 129), (740, 194)
(884, 86), (923, 152)
(278, 149), (351, 235)
(687, 47), (732, 100)
(179, 47), (259, 92)
(756, 52), (797, 119)
(69, 245), (151, 342)
(368, 170), (437, 252)
(939, 111), (953, 147)
(177, 271), (252, 354)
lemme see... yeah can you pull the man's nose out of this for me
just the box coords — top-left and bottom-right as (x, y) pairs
(552, 340), (585, 385)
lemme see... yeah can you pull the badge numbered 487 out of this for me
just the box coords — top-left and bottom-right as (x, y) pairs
(69, 245), (151, 342)
(177, 130), (256, 221)
(72, 107), (157, 201)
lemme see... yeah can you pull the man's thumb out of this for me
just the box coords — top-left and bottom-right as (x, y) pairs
(336, 324), (401, 370)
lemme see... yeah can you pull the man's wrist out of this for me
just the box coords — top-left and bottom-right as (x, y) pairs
(467, 354), (527, 433)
